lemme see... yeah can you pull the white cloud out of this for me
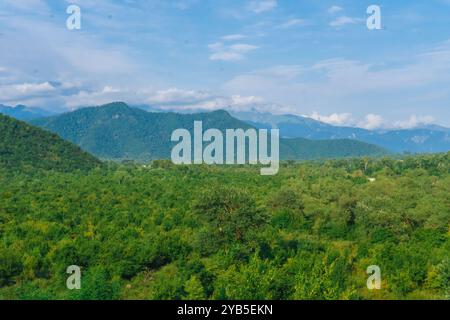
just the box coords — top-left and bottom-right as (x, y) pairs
(0, 82), (56, 101)
(223, 40), (450, 118)
(393, 115), (435, 129)
(208, 42), (258, 61)
(63, 86), (140, 109)
(329, 16), (363, 27)
(0, 13), (138, 83)
(1, 79), (442, 130)
(147, 87), (266, 112)
(229, 43), (259, 52)
(359, 114), (384, 130)
(210, 52), (244, 61)
(307, 112), (440, 130)
(229, 94), (265, 106)
(309, 112), (354, 126)
(252, 65), (304, 79)
(222, 34), (247, 41)
(248, 0), (277, 14)
(328, 6), (343, 14)
(278, 18), (307, 29)
(1, 2), (449, 126)
(148, 88), (210, 104)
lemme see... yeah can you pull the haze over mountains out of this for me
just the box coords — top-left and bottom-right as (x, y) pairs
(2, 102), (449, 160)
(26, 102), (386, 161)
(231, 111), (450, 154)
(120, 105), (450, 154)
(0, 104), (54, 121)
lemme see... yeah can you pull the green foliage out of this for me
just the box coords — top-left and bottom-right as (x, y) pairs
(0, 247), (23, 287)
(0, 153), (448, 300)
(213, 253), (274, 300)
(293, 250), (355, 300)
(184, 275), (206, 300)
(194, 186), (268, 247)
(73, 266), (120, 300)
(281, 137), (386, 159)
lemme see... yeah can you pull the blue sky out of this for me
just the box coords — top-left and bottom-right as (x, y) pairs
(0, 0), (450, 128)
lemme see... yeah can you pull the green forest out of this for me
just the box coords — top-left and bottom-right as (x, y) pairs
(0, 153), (449, 300)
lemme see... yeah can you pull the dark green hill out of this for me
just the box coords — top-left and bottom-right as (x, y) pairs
(0, 114), (102, 171)
(31, 102), (387, 161)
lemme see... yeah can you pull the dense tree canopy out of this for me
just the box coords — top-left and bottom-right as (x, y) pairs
(0, 153), (449, 300)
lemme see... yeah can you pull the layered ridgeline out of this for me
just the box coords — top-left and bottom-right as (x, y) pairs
(30, 102), (386, 161)
(8, 102), (449, 154)
(232, 111), (450, 154)
(0, 114), (102, 171)
(0, 104), (53, 121)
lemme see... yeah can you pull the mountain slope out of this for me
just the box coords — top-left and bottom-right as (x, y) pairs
(232, 111), (450, 153)
(0, 114), (102, 171)
(31, 102), (387, 161)
(281, 138), (385, 160)
(32, 102), (255, 160)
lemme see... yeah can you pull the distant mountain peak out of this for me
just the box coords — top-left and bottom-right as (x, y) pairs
(94, 101), (136, 113)
(202, 109), (236, 119)
(97, 101), (130, 108)
(0, 104), (54, 121)
(209, 109), (230, 115)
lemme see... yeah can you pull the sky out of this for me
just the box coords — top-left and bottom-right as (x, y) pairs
(0, 0), (450, 129)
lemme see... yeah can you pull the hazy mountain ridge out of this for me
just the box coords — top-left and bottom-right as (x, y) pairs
(0, 104), (54, 121)
(30, 102), (386, 161)
(6, 103), (447, 154)
(133, 106), (449, 153)
(231, 111), (450, 153)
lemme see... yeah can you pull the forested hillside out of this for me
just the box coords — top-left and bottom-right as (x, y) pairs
(281, 137), (386, 159)
(0, 114), (102, 172)
(31, 102), (386, 161)
(0, 153), (448, 300)
(31, 102), (254, 160)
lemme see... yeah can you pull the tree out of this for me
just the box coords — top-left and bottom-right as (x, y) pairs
(194, 186), (268, 245)
(74, 266), (120, 300)
(184, 275), (206, 300)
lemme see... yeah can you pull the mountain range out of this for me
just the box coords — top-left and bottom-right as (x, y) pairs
(128, 105), (450, 153)
(3, 103), (449, 154)
(0, 104), (54, 121)
(230, 110), (450, 154)
(28, 102), (386, 161)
